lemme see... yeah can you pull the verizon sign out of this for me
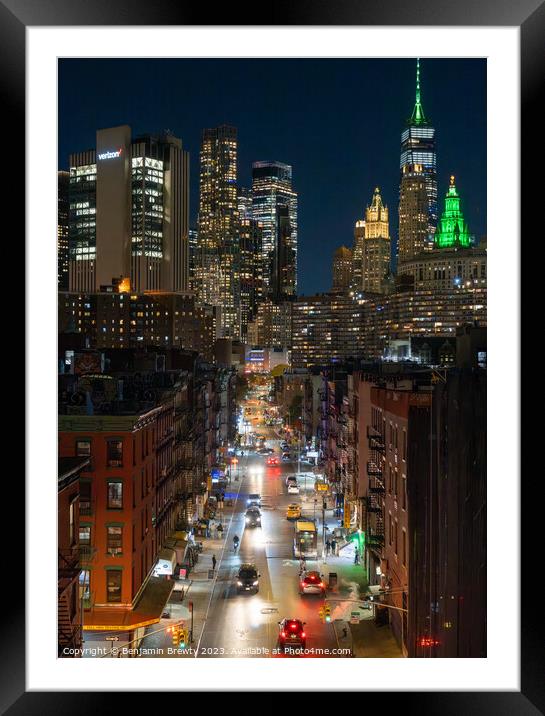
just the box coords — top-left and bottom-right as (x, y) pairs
(98, 148), (122, 160)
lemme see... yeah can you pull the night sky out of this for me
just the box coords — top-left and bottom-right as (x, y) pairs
(58, 58), (486, 295)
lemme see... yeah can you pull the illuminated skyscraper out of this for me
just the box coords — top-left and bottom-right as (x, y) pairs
(67, 126), (189, 293)
(398, 59), (437, 264)
(351, 220), (366, 292)
(362, 187), (391, 293)
(434, 175), (471, 249)
(196, 125), (240, 338)
(58, 170), (70, 290)
(251, 161), (298, 297)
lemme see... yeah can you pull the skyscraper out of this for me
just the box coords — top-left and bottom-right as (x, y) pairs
(362, 187), (391, 293)
(351, 220), (366, 292)
(398, 59), (437, 264)
(58, 170), (70, 290)
(67, 126), (189, 293)
(251, 161), (298, 297)
(239, 218), (264, 342)
(332, 245), (353, 293)
(434, 175), (471, 249)
(196, 125), (240, 339)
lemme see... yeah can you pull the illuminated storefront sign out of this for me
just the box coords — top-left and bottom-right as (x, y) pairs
(98, 148), (123, 160)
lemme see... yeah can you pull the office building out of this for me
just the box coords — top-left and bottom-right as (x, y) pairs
(68, 126), (190, 294)
(251, 161), (298, 296)
(196, 125), (240, 339)
(239, 218), (264, 342)
(58, 170), (70, 290)
(351, 220), (366, 292)
(398, 60), (437, 263)
(362, 187), (391, 293)
(332, 245), (353, 293)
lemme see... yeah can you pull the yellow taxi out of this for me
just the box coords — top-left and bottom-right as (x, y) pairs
(286, 503), (302, 520)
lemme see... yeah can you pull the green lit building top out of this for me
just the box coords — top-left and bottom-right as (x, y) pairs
(434, 176), (471, 249)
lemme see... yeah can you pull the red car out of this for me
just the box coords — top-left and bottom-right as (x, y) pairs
(267, 456), (279, 466)
(278, 618), (307, 651)
(299, 571), (326, 595)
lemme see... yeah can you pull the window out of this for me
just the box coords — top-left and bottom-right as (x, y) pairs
(389, 514), (393, 546)
(402, 475), (407, 510)
(106, 570), (122, 603)
(107, 526), (123, 555)
(80, 480), (92, 515)
(402, 529), (407, 567)
(107, 481), (123, 509)
(79, 525), (91, 545)
(394, 469), (399, 499)
(402, 429), (407, 461)
(79, 569), (91, 608)
(107, 440), (123, 467)
(76, 439), (91, 457)
(394, 520), (398, 556)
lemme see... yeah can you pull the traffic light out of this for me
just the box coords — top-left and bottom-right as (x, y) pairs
(324, 604), (331, 623)
(179, 627), (187, 649)
(318, 606), (325, 622)
(171, 625), (179, 647)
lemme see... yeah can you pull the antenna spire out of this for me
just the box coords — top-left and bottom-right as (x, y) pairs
(410, 58), (427, 125)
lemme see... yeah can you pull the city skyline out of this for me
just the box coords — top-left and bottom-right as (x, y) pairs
(58, 58), (486, 295)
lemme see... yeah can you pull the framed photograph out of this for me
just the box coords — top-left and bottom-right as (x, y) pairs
(7, 0), (537, 708)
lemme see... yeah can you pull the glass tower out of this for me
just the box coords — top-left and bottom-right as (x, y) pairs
(251, 161), (298, 297)
(197, 125), (241, 339)
(398, 59), (437, 264)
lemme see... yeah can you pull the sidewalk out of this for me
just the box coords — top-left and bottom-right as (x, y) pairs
(139, 483), (241, 658)
(316, 516), (403, 658)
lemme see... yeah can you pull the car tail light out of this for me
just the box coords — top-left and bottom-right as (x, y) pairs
(281, 631), (286, 638)
(290, 622), (297, 630)
(301, 632), (306, 638)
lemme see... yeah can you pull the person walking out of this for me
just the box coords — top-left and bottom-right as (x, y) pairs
(212, 554), (217, 571)
(331, 538), (337, 556)
(354, 546), (360, 565)
(325, 539), (331, 556)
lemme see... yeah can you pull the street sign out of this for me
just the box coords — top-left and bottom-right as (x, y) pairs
(105, 636), (119, 641)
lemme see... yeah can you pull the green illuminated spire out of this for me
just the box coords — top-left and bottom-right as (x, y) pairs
(409, 58), (428, 126)
(434, 175), (471, 249)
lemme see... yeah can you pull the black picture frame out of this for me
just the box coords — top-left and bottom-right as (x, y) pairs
(8, 0), (538, 710)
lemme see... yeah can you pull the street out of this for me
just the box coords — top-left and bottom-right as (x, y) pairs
(137, 386), (401, 659)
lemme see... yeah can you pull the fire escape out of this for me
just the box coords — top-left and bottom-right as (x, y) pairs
(366, 425), (386, 553)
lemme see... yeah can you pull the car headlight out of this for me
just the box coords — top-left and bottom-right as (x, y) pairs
(237, 581), (243, 586)
(253, 580), (259, 586)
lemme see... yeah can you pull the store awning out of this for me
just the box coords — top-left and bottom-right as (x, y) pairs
(153, 548), (177, 576)
(83, 577), (174, 632)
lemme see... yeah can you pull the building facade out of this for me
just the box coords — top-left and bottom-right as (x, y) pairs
(332, 245), (353, 293)
(58, 170), (70, 290)
(68, 126), (190, 294)
(196, 125), (240, 339)
(58, 291), (216, 362)
(362, 187), (391, 293)
(239, 218), (264, 342)
(251, 161), (298, 297)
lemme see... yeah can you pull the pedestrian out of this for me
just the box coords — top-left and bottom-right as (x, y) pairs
(325, 539), (331, 555)
(212, 554), (217, 571)
(331, 538), (337, 556)
(354, 547), (359, 565)
(217, 522), (223, 538)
